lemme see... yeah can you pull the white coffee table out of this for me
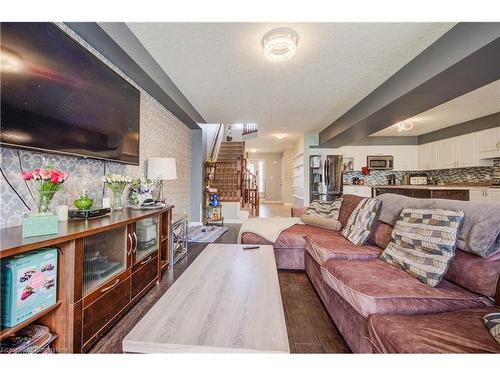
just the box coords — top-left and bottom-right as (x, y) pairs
(122, 243), (289, 353)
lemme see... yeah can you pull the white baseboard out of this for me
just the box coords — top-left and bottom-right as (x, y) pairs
(283, 202), (293, 206)
(261, 200), (283, 204)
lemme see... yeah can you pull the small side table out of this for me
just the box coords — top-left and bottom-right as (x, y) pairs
(170, 214), (188, 267)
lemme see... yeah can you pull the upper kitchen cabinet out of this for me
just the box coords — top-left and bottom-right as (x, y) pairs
(439, 137), (458, 169)
(419, 141), (440, 170)
(392, 146), (419, 171)
(457, 132), (479, 168)
(479, 127), (500, 159)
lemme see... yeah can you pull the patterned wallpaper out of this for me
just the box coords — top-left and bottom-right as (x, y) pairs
(0, 24), (192, 229)
(343, 160), (500, 186)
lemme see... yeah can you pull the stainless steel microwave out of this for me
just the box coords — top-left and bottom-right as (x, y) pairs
(367, 155), (394, 170)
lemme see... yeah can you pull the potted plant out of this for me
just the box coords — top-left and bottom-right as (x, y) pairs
(22, 164), (69, 213)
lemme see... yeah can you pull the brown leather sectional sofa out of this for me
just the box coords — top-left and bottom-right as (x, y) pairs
(240, 194), (500, 353)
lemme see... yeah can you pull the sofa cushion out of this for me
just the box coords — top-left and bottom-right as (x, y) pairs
(320, 259), (490, 319)
(305, 235), (381, 265)
(380, 208), (464, 287)
(368, 307), (500, 353)
(484, 312), (500, 345)
(445, 249), (500, 299)
(377, 193), (500, 258)
(241, 224), (340, 249)
(300, 215), (342, 231)
(305, 198), (343, 219)
(338, 194), (365, 227)
(341, 198), (382, 246)
(368, 221), (393, 249)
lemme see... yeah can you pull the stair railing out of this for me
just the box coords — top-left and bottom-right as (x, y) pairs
(208, 123), (224, 162)
(242, 165), (259, 217)
(242, 123), (258, 136)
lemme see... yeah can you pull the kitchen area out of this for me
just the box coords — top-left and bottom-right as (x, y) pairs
(309, 125), (500, 204)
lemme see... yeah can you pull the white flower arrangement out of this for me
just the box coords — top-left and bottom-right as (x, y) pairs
(102, 174), (133, 184)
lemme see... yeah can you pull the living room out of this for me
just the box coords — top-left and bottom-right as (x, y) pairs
(1, 1), (499, 374)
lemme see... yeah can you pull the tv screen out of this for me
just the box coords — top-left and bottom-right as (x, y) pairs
(1, 22), (140, 165)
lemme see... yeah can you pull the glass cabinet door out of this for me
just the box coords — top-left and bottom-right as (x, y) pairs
(134, 216), (159, 261)
(83, 226), (127, 295)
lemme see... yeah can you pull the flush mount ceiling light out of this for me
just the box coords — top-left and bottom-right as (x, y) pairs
(273, 127), (288, 139)
(397, 121), (414, 132)
(261, 28), (299, 63)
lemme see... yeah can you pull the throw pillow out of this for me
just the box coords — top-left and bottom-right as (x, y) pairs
(483, 312), (500, 345)
(305, 198), (343, 220)
(380, 208), (465, 287)
(341, 198), (382, 246)
(300, 215), (342, 231)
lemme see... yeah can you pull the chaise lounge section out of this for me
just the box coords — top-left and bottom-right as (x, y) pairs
(241, 194), (500, 353)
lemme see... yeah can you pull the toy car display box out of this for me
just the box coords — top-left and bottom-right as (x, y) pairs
(1, 248), (58, 327)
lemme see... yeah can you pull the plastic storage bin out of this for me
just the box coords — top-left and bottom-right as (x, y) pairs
(1, 248), (58, 327)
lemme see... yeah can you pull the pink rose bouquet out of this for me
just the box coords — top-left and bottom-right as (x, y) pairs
(22, 165), (69, 213)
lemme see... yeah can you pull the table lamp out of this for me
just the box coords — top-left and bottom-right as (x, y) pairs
(147, 157), (177, 202)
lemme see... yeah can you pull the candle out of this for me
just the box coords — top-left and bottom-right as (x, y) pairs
(102, 197), (111, 209)
(57, 205), (68, 221)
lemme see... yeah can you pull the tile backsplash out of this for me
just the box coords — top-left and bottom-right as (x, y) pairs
(343, 160), (500, 186)
(0, 24), (192, 229)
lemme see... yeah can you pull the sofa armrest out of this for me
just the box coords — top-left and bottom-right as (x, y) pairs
(291, 207), (307, 217)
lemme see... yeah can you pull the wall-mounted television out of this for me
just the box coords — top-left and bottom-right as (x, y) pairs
(1, 22), (140, 165)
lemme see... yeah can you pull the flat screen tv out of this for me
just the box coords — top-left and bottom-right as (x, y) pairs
(1, 22), (140, 165)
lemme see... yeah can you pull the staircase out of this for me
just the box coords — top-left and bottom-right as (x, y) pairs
(213, 142), (245, 202)
(207, 139), (259, 218)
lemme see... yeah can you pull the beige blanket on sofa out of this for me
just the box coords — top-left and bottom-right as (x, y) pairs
(237, 217), (300, 244)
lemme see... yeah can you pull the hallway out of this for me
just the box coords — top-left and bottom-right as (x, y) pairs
(258, 203), (292, 218)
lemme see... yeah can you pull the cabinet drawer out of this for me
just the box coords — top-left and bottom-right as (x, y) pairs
(82, 276), (131, 345)
(131, 255), (159, 298)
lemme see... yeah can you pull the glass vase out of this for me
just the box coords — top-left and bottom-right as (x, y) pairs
(108, 184), (126, 211)
(38, 191), (56, 213)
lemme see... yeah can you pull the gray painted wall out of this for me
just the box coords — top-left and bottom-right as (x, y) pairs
(190, 129), (204, 222)
(320, 23), (500, 147)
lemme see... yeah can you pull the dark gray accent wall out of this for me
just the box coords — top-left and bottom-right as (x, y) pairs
(319, 23), (500, 148)
(65, 22), (204, 129)
(190, 129), (204, 222)
(418, 112), (500, 144)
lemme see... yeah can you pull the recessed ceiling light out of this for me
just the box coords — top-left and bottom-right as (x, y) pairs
(397, 121), (414, 132)
(273, 133), (287, 139)
(262, 28), (299, 63)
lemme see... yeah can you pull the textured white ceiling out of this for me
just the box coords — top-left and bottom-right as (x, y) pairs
(371, 80), (500, 137)
(128, 22), (454, 152)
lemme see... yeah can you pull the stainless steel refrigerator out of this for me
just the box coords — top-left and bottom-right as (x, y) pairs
(309, 155), (343, 202)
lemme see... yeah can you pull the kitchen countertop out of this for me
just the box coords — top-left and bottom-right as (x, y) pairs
(369, 185), (499, 190)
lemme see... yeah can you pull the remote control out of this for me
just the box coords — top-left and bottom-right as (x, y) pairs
(243, 246), (260, 250)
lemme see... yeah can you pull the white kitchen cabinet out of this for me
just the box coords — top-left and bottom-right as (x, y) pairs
(392, 146), (418, 171)
(419, 142), (440, 170)
(419, 143), (430, 170)
(343, 185), (372, 198)
(488, 189), (500, 204)
(469, 187), (500, 203)
(469, 188), (487, 203)
(439, 137), (458, 169)
(457, 132), (479, 167)
(479, 127), (500, 159)
(353, 146), (367, 171)
(479, 128), (500, 153)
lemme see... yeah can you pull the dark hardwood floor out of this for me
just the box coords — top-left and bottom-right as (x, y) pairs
(89, 224), (350, 353)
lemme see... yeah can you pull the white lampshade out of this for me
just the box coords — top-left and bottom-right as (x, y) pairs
(147, 157), (177, 180)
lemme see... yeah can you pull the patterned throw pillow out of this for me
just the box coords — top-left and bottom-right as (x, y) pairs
(380, 208), (465, 287)
(341, 198), (382, 246)
(483, 313), (500, 345)
(306, 198), (343, 220)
